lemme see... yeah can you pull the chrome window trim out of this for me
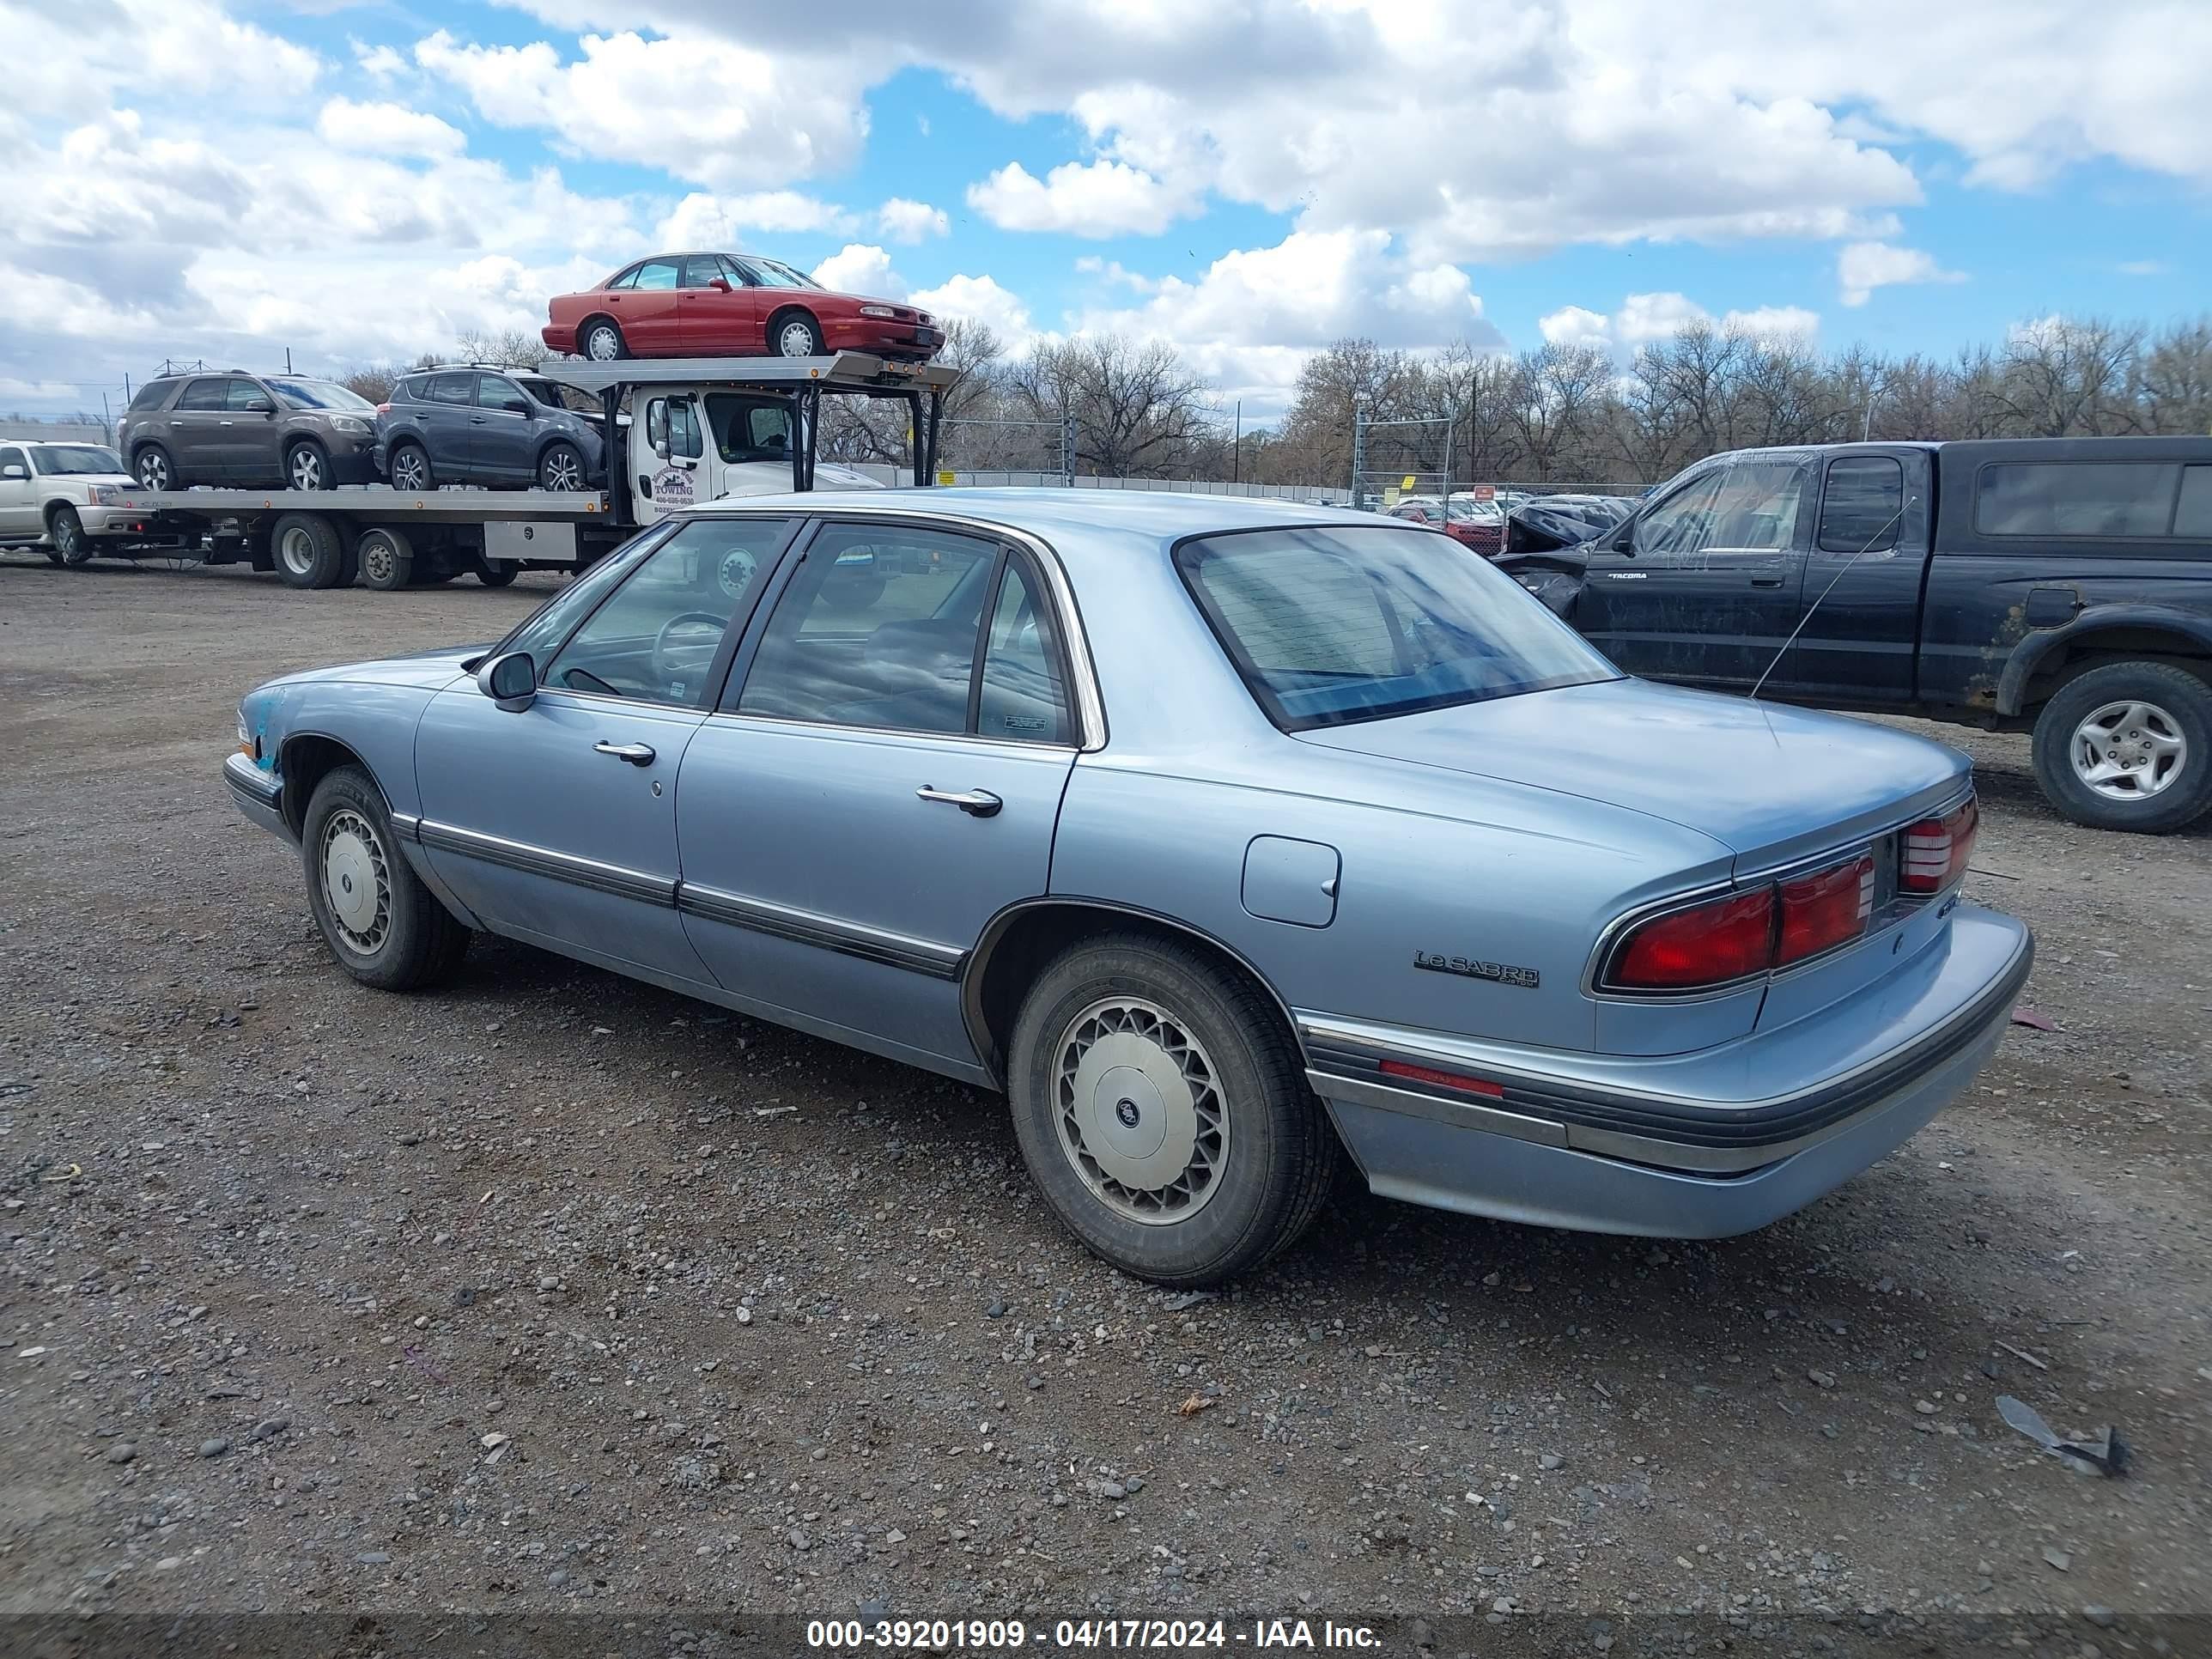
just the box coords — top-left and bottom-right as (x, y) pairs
(1581, 783), (1976, 1001)
(672, 501), (1107, 750)
(677, 883), (966, 980)
(415, 819), (674, 907)
(700, 707), (1079, 756)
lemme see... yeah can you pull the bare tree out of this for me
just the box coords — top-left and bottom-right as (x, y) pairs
(1992, 317), (2142, 436)
(454, 326), (544, 369)
(1004, 334), (1214, 477)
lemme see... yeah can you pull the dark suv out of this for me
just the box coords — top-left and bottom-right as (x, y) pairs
(374, 369), (605, 493)
(118, 373), (379, 492)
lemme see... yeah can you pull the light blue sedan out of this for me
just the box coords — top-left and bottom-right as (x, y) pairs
(227, 491), (2031, 1285)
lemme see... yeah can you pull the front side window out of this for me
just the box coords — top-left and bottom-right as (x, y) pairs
(1977, 462), (2181, 538)
(0, 447), (26, 476)
(226, 380), (275, 412)
(1177, 526), (1618, 732)
(32, 446), (123, 476)
(476, 375), (526, 412)
(1703, 459), (1812, 550)
(542, 518), (790, 703)
(680, 255), (729, 289)
(705, 394), (793, 464)
(1632, 471), (1723, 561)
(646, 397), (702, 460)
(1819, 456), (1905, 553)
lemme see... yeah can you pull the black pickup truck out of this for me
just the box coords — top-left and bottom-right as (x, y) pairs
(1499, 438), (2212, 833)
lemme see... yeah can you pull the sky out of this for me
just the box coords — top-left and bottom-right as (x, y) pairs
(1, 0), (2208, 425)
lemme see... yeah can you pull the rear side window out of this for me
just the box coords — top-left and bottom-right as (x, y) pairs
(128, 381), (173, 411)
(1976, 462), (2180, 538)
(1177, 526), (1618, 731)
(1818, 456), (1905, 552)
(631, 259), (681, 291)
(176, 379), (228, 411)
(398, 375), (432, 401)
(2174, 466), (2212, 538)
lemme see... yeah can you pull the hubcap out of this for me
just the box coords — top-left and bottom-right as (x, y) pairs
(278, 526), (316, 577)
(394, 450), (427, 490)
(291, 449), (323, 489)
(780, 322), (815, 356)
(544, 448), (581, 490)
(361, 537), (395, 584)
(320, 809), (392, 956)
(587, 327), (618, 362)
(138, 453), (168, 489)
(2070, 698), (2187, 801)
(1054, 997), (1228, 1225)
(56, 517), (81, 556)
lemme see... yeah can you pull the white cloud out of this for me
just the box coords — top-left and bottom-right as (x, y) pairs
(966, 159), (1199, 238)
(1541, 293), (1820, 354)
(414, 27), (871, 189)
(811, 244), (904, 299)
(655, 191), (855, 246)
(1539, 306), (1613, 351)
(3, 0), (323, 117)
(315, 98), (466, 160)
(1837, 241), (1966, 307)
(354, 41), (409, 82)
(876, 198), (950, 244)
(909, 274), (1034, 345)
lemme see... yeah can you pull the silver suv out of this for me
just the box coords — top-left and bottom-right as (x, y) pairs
(118, 372), (379, 492)
(0, 440), (142, 563)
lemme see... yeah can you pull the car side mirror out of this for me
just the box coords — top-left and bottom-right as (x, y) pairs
(1, 465), (24, 480)
(477, 651), (537, 712)
(246, 398), (274, 414)
(708, 276), (732, 293)
(504, 398), (531, 416)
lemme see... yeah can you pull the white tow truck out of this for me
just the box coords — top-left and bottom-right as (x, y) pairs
(79, 354), (956, 591)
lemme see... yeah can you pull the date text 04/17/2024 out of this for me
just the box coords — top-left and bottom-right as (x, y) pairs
(805, 1619), (1382, 1649)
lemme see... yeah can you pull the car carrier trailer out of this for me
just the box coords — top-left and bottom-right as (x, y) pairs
(91, 353), (957, 591)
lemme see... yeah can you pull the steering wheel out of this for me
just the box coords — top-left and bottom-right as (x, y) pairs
(651, 611), (726, 690)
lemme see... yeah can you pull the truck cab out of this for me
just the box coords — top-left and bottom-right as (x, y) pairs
(626, 385), (884, 525)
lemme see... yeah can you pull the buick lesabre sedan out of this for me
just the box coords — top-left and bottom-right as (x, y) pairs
(225, 492), (2031, 1285)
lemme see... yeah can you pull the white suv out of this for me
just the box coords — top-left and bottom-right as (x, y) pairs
(0, 440), (143, 564)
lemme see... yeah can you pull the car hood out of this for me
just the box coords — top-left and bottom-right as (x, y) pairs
(1296, 677), (1969, 869)
(46, 471), (137, 489)
(260, 644), (488, 693)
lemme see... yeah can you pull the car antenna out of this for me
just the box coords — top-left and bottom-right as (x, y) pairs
(1748, 495), (1915, 702)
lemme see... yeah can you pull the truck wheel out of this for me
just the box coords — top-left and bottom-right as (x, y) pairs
(301, 764), (470, 991)
(49, 506), (94, 565)
(477, 560), (520, 587)
(270, 513), (346, 589)
(133, 445), (173, 492)
(356, 527), (414, 592)
(1006, 933), (1340, 1287)
(286, 441), (332, 492)
(2032, 661), (2212, 834)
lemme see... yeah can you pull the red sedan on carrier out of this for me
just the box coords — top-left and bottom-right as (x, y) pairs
(543, 252), (943, 363)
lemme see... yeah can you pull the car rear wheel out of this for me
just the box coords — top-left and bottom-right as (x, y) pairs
(49, 506), (94, 566)
(2032, 661), (2212, 834)
(389, 442), (433, 493)
(537, 441), (586, 492)
(1006, 932), (1340, 1287)
(581, 318), (627, 362)
(773, 312), (824, 357)
(301, 765), (470, 990)
(286, 441), (331, 492)
(133, 445), (173, 492)
(270, 512), (347, 589)
(356, 526), (414, 592)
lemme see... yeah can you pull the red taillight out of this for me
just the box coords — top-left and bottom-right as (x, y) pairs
(1608, 889), (1776, 991)
(1776, 853), (1875, 967)
(1378, 1060), (1504, 1098)
(1902, 798), (1978, 893)
(374, 403), (392, 416)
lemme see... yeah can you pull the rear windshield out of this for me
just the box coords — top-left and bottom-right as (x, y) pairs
(1176, 526), (1619, 731)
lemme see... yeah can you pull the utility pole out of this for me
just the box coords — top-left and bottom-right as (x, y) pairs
(1350, 394), (1367, 509)
(1232, 400), (1242, 486)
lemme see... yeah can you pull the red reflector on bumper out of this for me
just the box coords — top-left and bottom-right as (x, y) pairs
(1378, 1060), (1504, 1098)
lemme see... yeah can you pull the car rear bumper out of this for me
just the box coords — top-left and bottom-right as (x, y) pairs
(78, 505), (161, 538)
(1304, 903), (2032, 1237)
(542, 322), (576, 354)
(223, 751), (289, 841)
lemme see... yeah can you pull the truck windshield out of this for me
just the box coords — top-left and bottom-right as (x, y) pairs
(33, 446), (125, 476)
(704, 394), (796, 464)
(1176, 526), (1620, 731)
(269, 379), (374, 411)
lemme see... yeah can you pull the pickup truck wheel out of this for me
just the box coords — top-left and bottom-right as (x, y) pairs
(2032, 661), (2212, 834)
(49, 506), (94, 565)
(356, 527), (414, 592)
(301, 765), (470, 990)
(270, 513), (346, 589)
(1006, 933), (1339, 1287)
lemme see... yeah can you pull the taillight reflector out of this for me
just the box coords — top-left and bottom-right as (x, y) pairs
(1608, 889), (1776, 990)
(1903, 798), (1978, 893)
(1776, 853), (1875, 967)
(1377, 1060), (1504, 1098)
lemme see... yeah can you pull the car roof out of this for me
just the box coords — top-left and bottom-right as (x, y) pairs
(690, 486), (1407, 544)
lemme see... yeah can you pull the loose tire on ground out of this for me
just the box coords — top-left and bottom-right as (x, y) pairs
(300, 764), (470, 991)
(2031, 659), (2212, 834)
(1006, 931), (1340, 1287)
(356, 526), (414, 592)
(270, 513), (347, 589)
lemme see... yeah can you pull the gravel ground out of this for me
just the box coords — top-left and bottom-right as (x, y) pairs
(2, 554), (2208, 1644)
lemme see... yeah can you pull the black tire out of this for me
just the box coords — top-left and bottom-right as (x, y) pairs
(49, 506), (94, 565)
(40, 545), (62, 566)
(300, 765), (470, 991)
(270, 513), (346, 589)
(132, 444), (173, 492)
(771, 310), (824, 357)
(285, 440), (332, 492)
(2031, 660), (2212, 834)
(388, 441), (434, 493)
(536, 441), (586, 493)
(477, 560), (520, 586)
(580, 317), (627, 362)
(356, 526), (414, 592)
(1006, 932), (1340, 1287)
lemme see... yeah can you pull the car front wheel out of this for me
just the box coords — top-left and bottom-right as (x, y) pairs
(2032, 660), (2212, 833)
(287, 441), (331, 491)
(301, 765), (470, 990)
(538, 441), (586, 492)
(1006, 932), (1340, 1286)
(50, 506), (94, 565)
(774, 313), (824, 357)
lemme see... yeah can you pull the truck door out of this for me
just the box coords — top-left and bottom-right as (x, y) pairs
(633, 392), (704, 525)
(1768, 450), (1926, 707)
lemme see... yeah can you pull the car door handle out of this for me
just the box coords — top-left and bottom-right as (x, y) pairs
(1750, 576), (1785, 588)
(593, 741), (656, 766)
(470, 416), (488, 425)
(916, 786), (1002, 817)
(218, 420), (234, 427)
